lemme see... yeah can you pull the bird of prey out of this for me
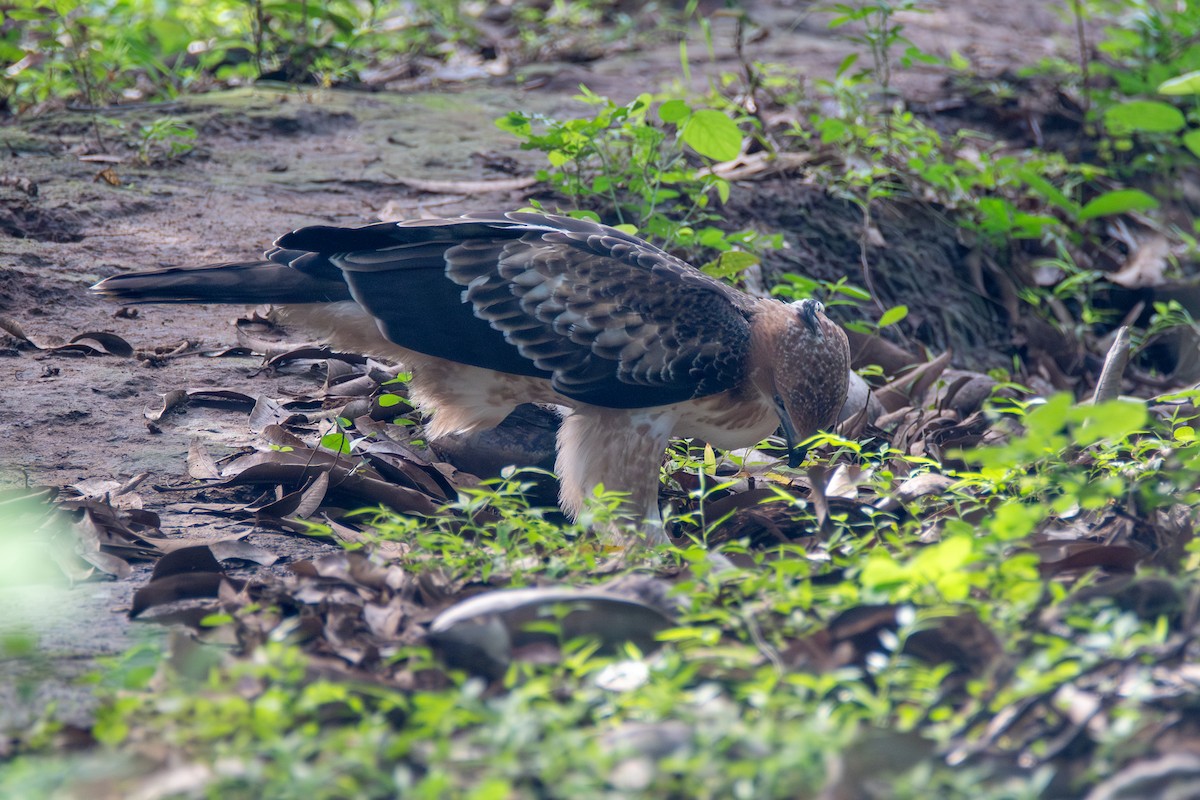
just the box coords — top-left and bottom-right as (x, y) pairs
(93, 211), (851, 536)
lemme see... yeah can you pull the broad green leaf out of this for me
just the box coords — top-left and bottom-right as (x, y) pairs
(1024, 393), (1072, 438)
(919, 534), (974, 570)
(1078, 189), (1159, 220)
(377, 393), (404, 408)
(680, 109), (742, 162)
(833, 283), (872, 301)
(988, 500), (1045, 541)
(858, 551), (908, 591)
(1070, 399), (1148, 445)
(494, 112), (530, 136)
(1159, 70), (1200, 95)
(658, 99), (691, 123)
(1104, 100), (1185, 135)
(877, 305), (908, 328)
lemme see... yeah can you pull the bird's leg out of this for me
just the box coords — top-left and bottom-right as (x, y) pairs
(554, 407), (677, 544)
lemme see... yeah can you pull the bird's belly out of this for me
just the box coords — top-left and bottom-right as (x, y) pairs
(670, 394), (778, 450)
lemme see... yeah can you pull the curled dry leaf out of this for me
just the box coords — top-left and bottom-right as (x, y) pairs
(187, 438), (221, 480)
(66, 331), (134, 357)
(359, 439), (456, 501)
(874, 350), (953, 413)
(266, 346), (368, 369)
(130, 545), (258, 618)
(1031, 541), (1141, 577)
(935, 370), (999, 416)
(874, 472), (957, 513)
(0, 315), (33, 345)
(837, 370), (883, 431)
(255, 471), (329, 520)
(844, 329), (924, 376)
(428, 586), (675, 679)
(130, 572), (237, 618)
(145, 388), (257, 422)
(786, 605), (1000, 678)
(429, 403), (560, 485)
(1106, 231), (1171, 289)
(1093, 326), (1131, 403)
(215, 429), (443, 516)
(248, 395), (296, 432)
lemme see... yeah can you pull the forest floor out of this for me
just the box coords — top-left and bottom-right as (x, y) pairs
(0, 0), (1097, 759)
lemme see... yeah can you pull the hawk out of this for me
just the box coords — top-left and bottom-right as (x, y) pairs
(94, 212), (851, 539)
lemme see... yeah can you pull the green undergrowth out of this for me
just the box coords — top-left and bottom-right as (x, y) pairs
(4, 393), (1200, 797)
(4, 1), (1200, 797)
(0, 0), (667, 112)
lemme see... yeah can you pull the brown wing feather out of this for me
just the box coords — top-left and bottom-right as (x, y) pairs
(285, 212), (756, 408)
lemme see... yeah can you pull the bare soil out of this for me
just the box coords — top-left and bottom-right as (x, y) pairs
(0, 0), (1080, 730)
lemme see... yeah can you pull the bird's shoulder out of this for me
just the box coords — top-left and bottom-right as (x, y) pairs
(277, 211), (751, 308)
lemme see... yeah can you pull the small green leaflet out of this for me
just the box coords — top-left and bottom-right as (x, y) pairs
(680, 109), (742, 162)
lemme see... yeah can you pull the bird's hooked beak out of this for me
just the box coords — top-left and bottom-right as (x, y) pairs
(797, 298), (823, 335)
(773, 395), (806, 468)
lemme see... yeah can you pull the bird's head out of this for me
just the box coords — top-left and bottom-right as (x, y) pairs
(768, 298), (851, 467)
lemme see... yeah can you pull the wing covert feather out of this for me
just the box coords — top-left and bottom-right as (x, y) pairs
(281, 213), (755, 408)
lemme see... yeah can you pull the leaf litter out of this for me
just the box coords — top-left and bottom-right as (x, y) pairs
(6, 41), (1200, 792)
(4, 221), (1197, 799)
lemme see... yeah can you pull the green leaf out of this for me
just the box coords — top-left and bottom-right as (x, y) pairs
(1024, 393), (1072, 438)
(320, 432), (353, 454)
(1069, 399), (1148, 445)
(835, 52), (859, 78)
(858, 551), (907, 591)
(988, 501), (1045, 541)
(1158, 70), (1200, 95)
(1016, 168), (1078, 213)
(377, 393), (404, 408)
(1183, 130), (1200, 159)
(680, 109), (742, 162)
(701, 251), (759, 280)
(913, 535), (975, 574)
(1103, 100), (1186, 135)
(494, 112), (530, 136)
(657, 99), (691, 123)
(1078, 189), (1159, 220)
(877, 305), (908, 328)
(832, 283), (872, 301)
(714, 177), (731, 204)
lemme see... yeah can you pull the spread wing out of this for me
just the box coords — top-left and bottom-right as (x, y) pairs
(276, 212), (756, 409)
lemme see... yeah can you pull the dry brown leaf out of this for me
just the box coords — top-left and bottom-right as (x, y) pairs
(1107, 232), (1171, 289)
(187, 438), (221, 480)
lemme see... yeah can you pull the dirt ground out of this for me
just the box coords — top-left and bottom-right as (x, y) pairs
(0, 0), (1080, 730)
